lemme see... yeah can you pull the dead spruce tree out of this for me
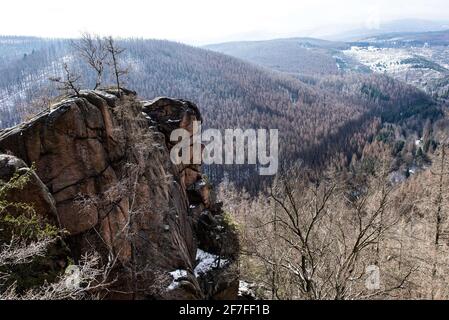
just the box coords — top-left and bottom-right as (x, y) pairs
(71, 33), (107, 90)
(105, 37), (128, 97)
(49, 63), (81, 97)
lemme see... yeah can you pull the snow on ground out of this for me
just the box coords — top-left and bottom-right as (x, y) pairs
(343, 46), (412, 74)
(0, 55), (72, 128)
(342, 46), (445, 75)
(389, 171), (406, 185)
(167, 269), (188, 291)
(166, 249), (229, 290)
(238, 281), (256, 298)
(194, 249), (229, 277)
(415, 139), (424, 148)
(342, 46), (449, 94)
(409, 165), (420, 175)
(0, 87), (27, 128)
(196, 179), (207, 187)
(167, 118), (182, 123)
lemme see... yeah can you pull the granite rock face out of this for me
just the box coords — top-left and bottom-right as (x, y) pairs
(0, 89), (239, 300)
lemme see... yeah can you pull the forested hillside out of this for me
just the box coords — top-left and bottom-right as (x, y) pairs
(205, 37), (373, 75)
(0, 36), (442, 190)
(204, 38), (348, 75)
(206, 33), (449, 102)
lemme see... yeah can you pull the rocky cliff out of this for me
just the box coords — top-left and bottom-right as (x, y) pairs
(0, 88), (239, 299)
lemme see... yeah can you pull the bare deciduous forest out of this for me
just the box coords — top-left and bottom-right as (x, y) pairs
(1, 25), (449, 301)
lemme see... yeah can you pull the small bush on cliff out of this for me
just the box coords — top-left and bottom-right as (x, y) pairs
(0, 167), (66, 294)
(0, 167), (111, 299)
(0, 166), (58, 242)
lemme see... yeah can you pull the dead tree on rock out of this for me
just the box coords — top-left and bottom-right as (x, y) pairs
(49, 63), (81, 97)
(105, 37), (128, 97)
(72, 33), (107, 90)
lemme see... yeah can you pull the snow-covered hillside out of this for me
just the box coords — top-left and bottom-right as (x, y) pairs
(343, 45), (449, 98)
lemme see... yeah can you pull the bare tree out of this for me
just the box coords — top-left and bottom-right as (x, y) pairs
(0, 237), (55, 267)
(105, 37), (128, 97)
(0, 165), (114, 300)
(49, 63), (81, 96)
(429, 140), (449, 299)
(72, 33), (107, 90)
(223, 163), (413, 300)
(1, 251), (114, 300)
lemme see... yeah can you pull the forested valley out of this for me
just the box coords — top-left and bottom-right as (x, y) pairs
(1, 33), (449, 300)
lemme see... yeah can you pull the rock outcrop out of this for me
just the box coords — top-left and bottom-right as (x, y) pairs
(0, 154), (58, 223)
(0, 89), (239, 300)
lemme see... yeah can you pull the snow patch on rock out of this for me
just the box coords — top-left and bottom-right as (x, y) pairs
(194, 249), (228, 277)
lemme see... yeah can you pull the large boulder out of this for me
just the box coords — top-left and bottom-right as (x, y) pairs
(0, 89), (239, 300)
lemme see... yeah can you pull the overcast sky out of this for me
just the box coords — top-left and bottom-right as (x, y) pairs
(1, 0), (449, 44)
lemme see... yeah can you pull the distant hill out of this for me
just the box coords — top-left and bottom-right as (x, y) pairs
(204, 38), (367, 76)
(329, 19), (449, 42)
(205, 29), (449, 101)
(356, 29), (449, 46)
